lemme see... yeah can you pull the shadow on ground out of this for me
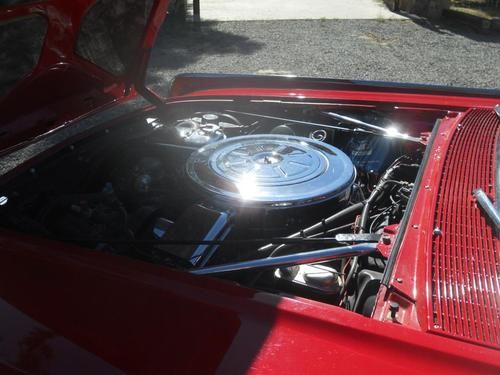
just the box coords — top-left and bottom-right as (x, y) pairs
(145, 7), (499, 95)
(399, 10), (500, 42)
(147, 17), (264, 93)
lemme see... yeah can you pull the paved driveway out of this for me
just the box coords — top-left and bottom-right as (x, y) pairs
(186, 0), (407, 20)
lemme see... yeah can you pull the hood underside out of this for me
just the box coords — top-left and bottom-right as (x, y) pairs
(0, 0), (168, 152)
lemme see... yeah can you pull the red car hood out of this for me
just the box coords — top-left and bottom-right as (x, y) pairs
(0, 0), (169, 153)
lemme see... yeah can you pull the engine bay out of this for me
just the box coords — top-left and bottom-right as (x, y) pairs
(0, 99), (443, 315)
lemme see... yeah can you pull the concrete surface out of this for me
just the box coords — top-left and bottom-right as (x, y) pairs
(186, 0), (407, 20)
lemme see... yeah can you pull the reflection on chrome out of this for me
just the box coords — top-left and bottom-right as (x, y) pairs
(324, 111), (420, 143)
(385, 125), (409, 139)
(235, 172), (259, 200)
(186, 135), (355, 207)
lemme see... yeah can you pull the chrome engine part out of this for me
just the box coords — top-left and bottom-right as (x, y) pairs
(175, 118), (225, 145)
(174, 112), (243, 145)
(275, 264), (343, 295)
(186, 135), (356, 207)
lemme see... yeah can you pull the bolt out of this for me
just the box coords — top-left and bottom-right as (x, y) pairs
(389, 301), (400, 320)
(424, 185), (430, 190)
(396, 278), (403, 283)
(433, 227), (442, 237)
(0, 196), (8, 206)
(412, 224), (419, 229)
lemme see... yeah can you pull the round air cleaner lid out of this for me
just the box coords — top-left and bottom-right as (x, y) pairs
(186, 135), (356, 207)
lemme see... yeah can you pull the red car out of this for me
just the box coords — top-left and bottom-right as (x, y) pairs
(0, 1), (498, 374)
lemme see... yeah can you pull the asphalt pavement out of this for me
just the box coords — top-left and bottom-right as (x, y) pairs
(147, 17), (500, 93)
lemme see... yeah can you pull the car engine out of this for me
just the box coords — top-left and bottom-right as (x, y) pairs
(0, 100), (437, 314)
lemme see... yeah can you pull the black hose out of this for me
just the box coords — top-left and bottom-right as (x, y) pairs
(292, 201), (365, 238)
(258, 201), (365, 254)
(359, 163), (407, 233)
(343, 162), (407, 298)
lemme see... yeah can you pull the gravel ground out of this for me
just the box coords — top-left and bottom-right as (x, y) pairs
(147, 18), (500, 94)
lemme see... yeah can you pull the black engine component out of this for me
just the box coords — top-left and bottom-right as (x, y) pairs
(40, 191), (131, 244)
(153, 204), (232, 266)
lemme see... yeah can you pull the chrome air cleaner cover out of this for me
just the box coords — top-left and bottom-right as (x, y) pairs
(186, 135), (356, 207)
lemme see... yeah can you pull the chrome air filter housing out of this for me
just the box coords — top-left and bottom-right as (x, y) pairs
(186, 135), (356, 207)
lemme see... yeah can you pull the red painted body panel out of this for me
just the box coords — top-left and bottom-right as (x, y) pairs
(373, 111), (463, 330)
(171, 87), (500, 109)
(167, 74), (500, 109)
(430, 110), (499, 348)
(0, 231), (499, 374)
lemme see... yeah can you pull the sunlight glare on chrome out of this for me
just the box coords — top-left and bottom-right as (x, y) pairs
(235, 172), (259, 200)
(386, 125), (409, 139)
(146, 118), (163, 129)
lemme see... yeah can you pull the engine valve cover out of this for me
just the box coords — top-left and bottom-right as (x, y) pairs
(186, 135), (355, 207)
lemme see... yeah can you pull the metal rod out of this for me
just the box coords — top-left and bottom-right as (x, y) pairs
(225, 110), (373, 134)
(323, 111), (422, 143)
(473, 189), (500, 231)
(190, 243), (377, 275)
(62, 237), (344, 246)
